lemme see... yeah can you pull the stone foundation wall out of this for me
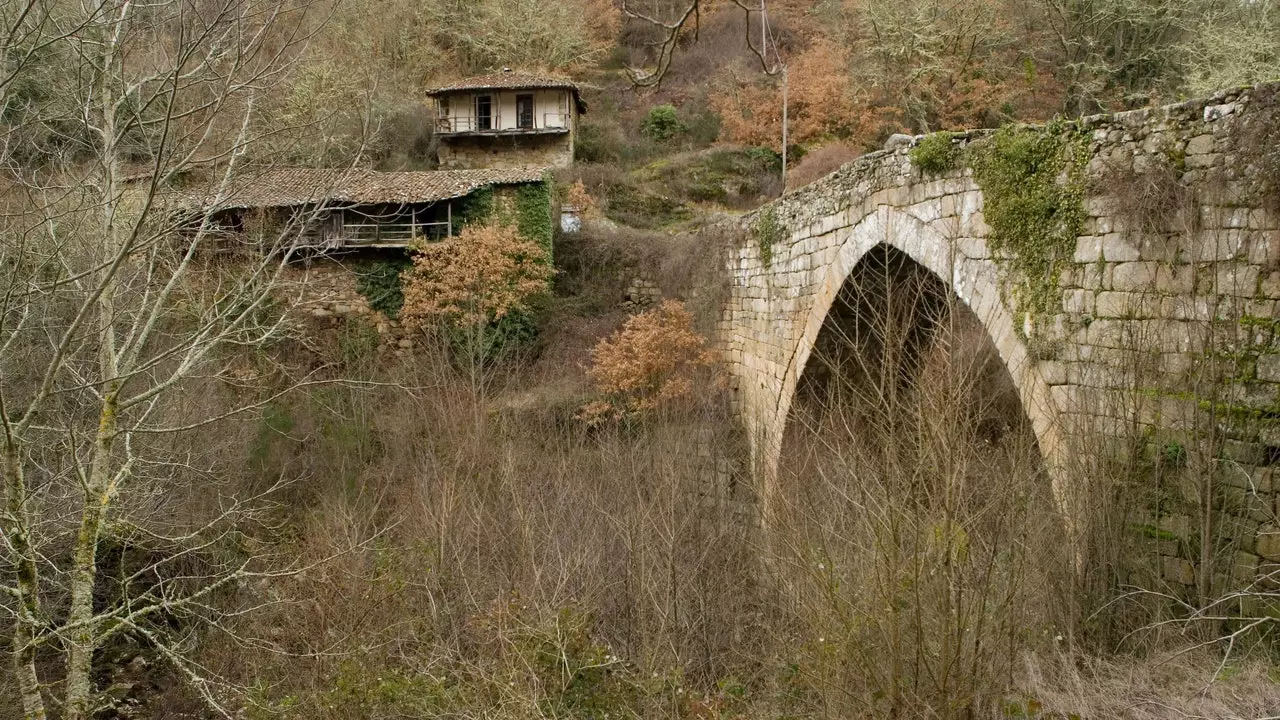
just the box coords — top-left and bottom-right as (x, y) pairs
(277, 260), (422, 354)
(438, 133), (573, 170)
(718, 82), (1280, 592)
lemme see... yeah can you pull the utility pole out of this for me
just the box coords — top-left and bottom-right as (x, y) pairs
(761, 0), (787, 187)
(781, 65), (788, 185)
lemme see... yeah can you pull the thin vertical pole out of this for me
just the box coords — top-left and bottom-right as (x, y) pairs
(782, 65), (788, 186)
(447, 201), (453, 237)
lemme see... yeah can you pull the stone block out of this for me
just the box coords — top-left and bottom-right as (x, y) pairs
(1063, 288), (1093, 314)
(1215, 264), (1260, 297)
(1111, 262), (1158, 291)
(1257, 354), (1280, 383)
(1257, 525), (1280, 561)
(1249, 231), (1280, 266)
(1161, 556), (1196, 586)
(1232, 551), (1260, 585)
(1094, 291), (1152, 318)
(1099, 233), (1141, 262)
(1185, 134), (1215, 155)
(1039, 361), (1069, 385)
(1155, 265), (1195, 294)
(1159, 352), (1195, 379)
(1185, 153), (1220, 169)
(1161, 295), (1212, 322)
(1074, 236), (1103, 263)
(1261, 272), (1280, 299)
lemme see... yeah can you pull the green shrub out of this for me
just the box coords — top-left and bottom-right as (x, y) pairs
(354, 256), (412, 317)
(640, 104), (686, 142)
(574, 120), (621, 163)
(909, 132), (961, 175)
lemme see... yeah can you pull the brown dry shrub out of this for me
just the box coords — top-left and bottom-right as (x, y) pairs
(400, 223), (553, 328)
(583, 300), (716, 418)
(564, 179), (600, 218)
(1099, 151), (1198, 247)
(784, 140), (863, 191)
(711, 39), (877, 150)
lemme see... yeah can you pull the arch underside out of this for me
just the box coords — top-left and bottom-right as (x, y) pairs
(766, 205), (1064, 500)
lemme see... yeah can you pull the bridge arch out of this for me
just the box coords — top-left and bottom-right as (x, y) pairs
(761, 205), (1065, 509)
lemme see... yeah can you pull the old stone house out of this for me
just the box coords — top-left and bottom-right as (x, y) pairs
(427, 69), (586, 170)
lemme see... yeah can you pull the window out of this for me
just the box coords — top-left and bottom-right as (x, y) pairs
(516, 93), (534, 129)
(475, 94), (492, 130)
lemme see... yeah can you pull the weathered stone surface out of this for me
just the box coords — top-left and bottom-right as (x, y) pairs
(715, 81), (1280, 591)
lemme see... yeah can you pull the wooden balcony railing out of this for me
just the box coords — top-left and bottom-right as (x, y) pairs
(340, 220), (452, 246)
(437, 112), (569, 133)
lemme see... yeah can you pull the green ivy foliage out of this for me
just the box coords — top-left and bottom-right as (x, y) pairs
(354, 255), (412, 317)
(755, 206), (783, 267)
(909, 132), (961, 175)
(969, 122), (1088, 332)
(456, 186), (494, 229)
(515, 178), (554, 260)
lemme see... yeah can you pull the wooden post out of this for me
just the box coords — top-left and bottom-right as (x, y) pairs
(447, 201), (453, 237)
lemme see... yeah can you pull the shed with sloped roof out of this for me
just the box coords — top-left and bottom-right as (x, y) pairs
(201, 166), (548, 249)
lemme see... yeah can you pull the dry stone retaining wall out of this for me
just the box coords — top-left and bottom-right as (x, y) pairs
(719, 82), (1280, 590)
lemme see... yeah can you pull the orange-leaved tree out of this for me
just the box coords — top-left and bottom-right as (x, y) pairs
(401, 222), (553, 394)
(583, 300), (716, 422)
(712, 38), (879, 150)
(402, 222), (552, 326)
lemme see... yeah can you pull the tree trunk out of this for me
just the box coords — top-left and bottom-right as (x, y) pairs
(63, 391), (120, 720)
(3, 439), (48, 720)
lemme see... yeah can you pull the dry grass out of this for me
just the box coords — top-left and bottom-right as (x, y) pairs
(1011, 649), (1280, 720)
(784, 141), (865, 193)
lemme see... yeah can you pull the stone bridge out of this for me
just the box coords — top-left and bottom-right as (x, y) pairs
(717, 83), (1280, 580)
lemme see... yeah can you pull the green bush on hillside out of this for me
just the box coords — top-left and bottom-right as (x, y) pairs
(640, 105), (686, 142)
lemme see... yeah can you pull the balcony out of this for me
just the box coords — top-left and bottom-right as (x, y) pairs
(437, 112), (571, 136)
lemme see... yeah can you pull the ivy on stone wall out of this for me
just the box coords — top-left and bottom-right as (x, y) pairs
(515, 177), (554, 261)
(354, 255), (412, 317)
(755, 206), (783, 267)
(456, 186), (494, 228)
(969, 121), (1089, 334)
(909, 132), (961, 175)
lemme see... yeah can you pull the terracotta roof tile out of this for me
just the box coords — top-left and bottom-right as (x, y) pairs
(426, 71), (581, 95)
(210, 166), (548, 210)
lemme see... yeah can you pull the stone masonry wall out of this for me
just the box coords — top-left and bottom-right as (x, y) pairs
(437, 133), (573, 170)
(718, 82), (1280, 593)
(278, 260), (422, 355)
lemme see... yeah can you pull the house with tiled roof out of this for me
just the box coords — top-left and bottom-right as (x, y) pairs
(427, 68), (585, 170)
(198, 166), (549, 250)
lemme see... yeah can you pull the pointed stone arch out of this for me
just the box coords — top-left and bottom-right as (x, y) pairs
(760, 206), (1066, 511)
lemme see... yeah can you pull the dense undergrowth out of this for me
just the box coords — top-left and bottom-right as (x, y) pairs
(47, 227), (1270, 720)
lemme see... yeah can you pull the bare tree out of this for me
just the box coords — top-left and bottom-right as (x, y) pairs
(0, 1), (348, 717)
(620, 0), (783, 87)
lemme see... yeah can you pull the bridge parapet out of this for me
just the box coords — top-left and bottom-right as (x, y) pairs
(718, 82), (1280, 588)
